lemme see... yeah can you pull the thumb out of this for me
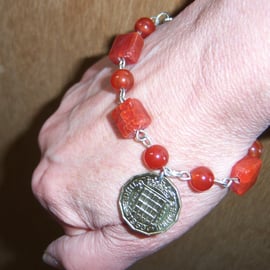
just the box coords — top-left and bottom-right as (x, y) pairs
(42, 227), (136, 270)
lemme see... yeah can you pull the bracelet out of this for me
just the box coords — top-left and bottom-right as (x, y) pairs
(108, 13), (263, 235)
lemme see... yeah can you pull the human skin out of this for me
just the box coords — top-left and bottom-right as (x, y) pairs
(32, 0), (270, 269)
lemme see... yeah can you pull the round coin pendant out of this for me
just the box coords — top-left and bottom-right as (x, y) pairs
(119, 173), (181, 235)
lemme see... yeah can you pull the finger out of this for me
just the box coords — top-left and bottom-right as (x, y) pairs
(43, 227), (135, 270)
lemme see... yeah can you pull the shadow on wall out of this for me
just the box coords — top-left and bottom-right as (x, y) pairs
(0, 55), (102, 270)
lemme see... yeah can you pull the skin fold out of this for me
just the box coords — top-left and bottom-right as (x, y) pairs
(32, 0), (270, 269)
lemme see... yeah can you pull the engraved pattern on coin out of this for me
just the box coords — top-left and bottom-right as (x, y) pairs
(119, 173), (181, 235)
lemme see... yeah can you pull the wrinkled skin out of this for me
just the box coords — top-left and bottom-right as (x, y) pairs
(32, 0), (270, 269)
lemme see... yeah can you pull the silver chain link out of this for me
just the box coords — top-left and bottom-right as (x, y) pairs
(135, 130), (153, 148)
(119, 88), (126, 103)
(118, 57), (126, 69)
(214, 177), (240, 188)
(163, 167), (191, 181)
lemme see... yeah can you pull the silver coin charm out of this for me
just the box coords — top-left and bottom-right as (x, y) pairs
(119, 173), (181, 235)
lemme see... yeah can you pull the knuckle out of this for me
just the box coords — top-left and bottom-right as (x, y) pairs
(37, 117), (55, 152)
(31, 159), (48, 198)
(32, 159), (61, 208)
(37, 128), (50, 157)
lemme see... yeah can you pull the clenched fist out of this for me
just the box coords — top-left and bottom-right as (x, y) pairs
(32, 1), (270, 269)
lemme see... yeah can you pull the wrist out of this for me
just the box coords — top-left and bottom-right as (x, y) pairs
(77, 4), (267, 194)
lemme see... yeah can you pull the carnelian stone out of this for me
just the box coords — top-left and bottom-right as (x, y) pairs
(190, 166), (214, 192)
(111, 98), (151, 138)
(248, 140), (263, 158)
(109, 32), (144, 65)
(143, 145), (169, 170)
(230, 156), (262, 195)
(111, 69), (134, 92)
(135, 17), (156, 38)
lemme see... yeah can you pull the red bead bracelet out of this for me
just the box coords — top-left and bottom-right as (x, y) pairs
(108, 13), (263, 235)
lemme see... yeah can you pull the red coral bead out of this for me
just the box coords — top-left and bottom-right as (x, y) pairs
(111, 69), (134, 92)
(109, 32), (144, 65)
(248, 140), (263, 158)
(111, 98), (151, 138)
(230, 156), (262, 195)
(143, 145), (169, 170)
(190, 166), (215, 192)
(135, 17), (156, 38)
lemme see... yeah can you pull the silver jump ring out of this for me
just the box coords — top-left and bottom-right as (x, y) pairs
(151, 12), (173, 26)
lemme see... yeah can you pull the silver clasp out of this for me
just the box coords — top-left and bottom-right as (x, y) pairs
(151, 12), (173, 26)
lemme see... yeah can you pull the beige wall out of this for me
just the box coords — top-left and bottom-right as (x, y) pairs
(0, 1), (269, 269)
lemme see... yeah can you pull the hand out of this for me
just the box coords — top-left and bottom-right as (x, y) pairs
(32, 0), (270, 269)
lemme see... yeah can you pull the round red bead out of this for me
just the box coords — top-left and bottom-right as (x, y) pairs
(135, 17), (156, 38)
(111, 69), (134, 92)
(190, 166), (214, 192)
(143, 145), (169, 170)
(248, 140), (263, 158)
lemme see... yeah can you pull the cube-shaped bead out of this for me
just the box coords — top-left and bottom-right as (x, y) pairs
(109, 32), (144, 65)
(230, 156), (262, 195)
(112, 98), (151, 138)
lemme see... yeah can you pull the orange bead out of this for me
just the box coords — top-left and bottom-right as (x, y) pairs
(230, 156), (262, 195)
(111, 98), (151, 138)
(111, 69), (134, 92)
(190, 166), (214, 192)
(143, 145), (169, 170)
(135, 17), (156, 38)
(109, 32), (144, 65)
(248, 140), (263, 158)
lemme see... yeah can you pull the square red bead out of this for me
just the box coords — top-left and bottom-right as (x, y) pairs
(111, 98), (151, 138)
(109, 32), (144, 65)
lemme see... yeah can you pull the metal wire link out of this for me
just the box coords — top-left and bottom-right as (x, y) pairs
(117, 58), (127, 103)
(119, 88), (126, 103)
(135, 130), (153, 148)
(214, 177), (240, 188)
(118, 57), (126, 69)
(151, 12), (173, 26)
(163, 167), (191, 181)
